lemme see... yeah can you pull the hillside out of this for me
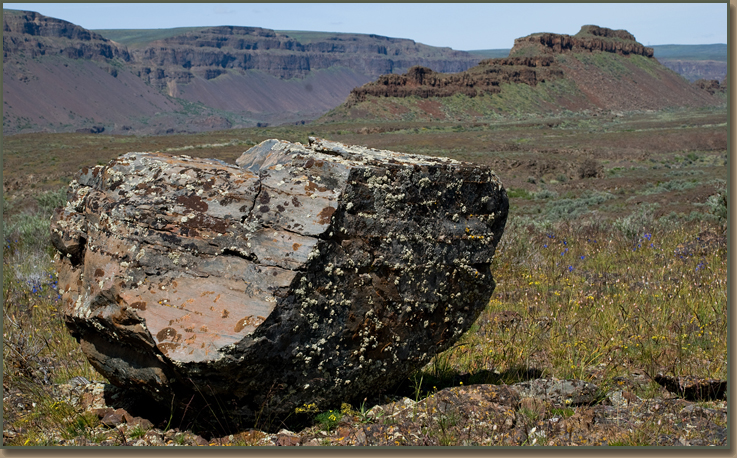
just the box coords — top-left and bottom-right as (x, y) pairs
(465, 44), (728, 82)
(2, 10), (188, 135)
(320, 26), (723, 123)
(2, 9), (482, 135)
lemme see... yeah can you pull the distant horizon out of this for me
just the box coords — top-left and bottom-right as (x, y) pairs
(1, 3), (727, 51)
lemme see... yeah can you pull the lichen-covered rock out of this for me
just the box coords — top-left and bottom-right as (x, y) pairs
(51, 137), (508, 424)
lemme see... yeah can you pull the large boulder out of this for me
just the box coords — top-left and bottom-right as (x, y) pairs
(51, 137), (508, 424)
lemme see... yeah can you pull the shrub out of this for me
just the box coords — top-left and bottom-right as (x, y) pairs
(315, 410), (342, 431)
(544, 191), (615, 220)
(612, 203), (657, 242)
(507, 188), (533, 199)
(700, 187), (728, 230)
(533, 189), (558, 200)
(578, 158), (601, 179)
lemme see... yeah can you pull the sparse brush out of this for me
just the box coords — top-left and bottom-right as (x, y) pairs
(413, 212), (727, 404)
(3, 187), (101, 446)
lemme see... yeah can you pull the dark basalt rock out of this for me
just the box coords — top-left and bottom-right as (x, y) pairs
(51, 137), (508, 425)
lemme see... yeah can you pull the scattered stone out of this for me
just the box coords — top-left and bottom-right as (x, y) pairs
(513, 379), (600, 406)
(100, 409), (126, 427)
(275, 429), (300, 446)
(51, 137), (508, 425)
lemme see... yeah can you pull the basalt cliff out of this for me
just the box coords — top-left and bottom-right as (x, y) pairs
(324, 26), (722, 123)
(2, 9), (480, 135)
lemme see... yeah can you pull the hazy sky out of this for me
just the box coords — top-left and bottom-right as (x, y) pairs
(2, 3), (727, 50)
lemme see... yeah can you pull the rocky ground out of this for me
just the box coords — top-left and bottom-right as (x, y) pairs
(3, 371), (726, 447)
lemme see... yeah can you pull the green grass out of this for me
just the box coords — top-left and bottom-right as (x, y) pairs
(3, 189), (102, 446)
(465, 49), (511, 58)
(91, 27), (208, 47)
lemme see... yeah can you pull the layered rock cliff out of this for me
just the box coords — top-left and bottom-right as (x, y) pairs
(2, 9), (483, 135)
(346, 57), (563, 104)
(509, 25), (653, 58)
(326, 25), (721, 122)
(127, 26), (481, 92)
(3, 9), (130, 63)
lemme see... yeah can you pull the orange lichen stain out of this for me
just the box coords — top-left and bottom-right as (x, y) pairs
(317, 206), (336, 224)
(156, 327), (180, 342)
(214, 294), (221, 303)
(200, 325), (208, 332)
(185, 327), (195, 333)
(172, 280), (178, 288)
(222, 309), (230, 319)
(201, 291), (215, 297)
(157, 342), (179, 356)
(305, 181), (329, 194)
(292, 243), (301, 251)
(129, 301), (147, 311)
(234, 316), (263, 333)
(94, 268), (105, 278)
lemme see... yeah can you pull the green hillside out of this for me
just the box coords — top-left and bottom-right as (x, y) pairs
(92, 27), (207, 47)
(465, 49), (511, 59)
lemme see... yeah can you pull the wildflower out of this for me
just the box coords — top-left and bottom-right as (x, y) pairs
(580, 255), (585, 260)
(568, 266), (573, 272)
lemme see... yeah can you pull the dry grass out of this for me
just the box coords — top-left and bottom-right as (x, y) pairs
(414, 216), (727, 397)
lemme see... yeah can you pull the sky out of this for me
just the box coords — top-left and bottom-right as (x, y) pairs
(2, 3), (728, 50)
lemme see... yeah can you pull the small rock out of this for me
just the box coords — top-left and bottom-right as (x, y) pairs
(276, 429), (300, 446)
(100, 409), (125, 427)
(513, 379), (599, 406)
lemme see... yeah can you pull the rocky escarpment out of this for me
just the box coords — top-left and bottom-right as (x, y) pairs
(509, 25), (653, 58)
(344, 25), (656, 105)
(128, 26), (481, 90)
(50, 137), (508, 426)
(346, 57), (563, 105)
(692, 78), (727, 96)
(327, 25), (722, 122)
(2, 9), (130, 63)
(660, 60), (727, 83)
(3, 9), (484, 134)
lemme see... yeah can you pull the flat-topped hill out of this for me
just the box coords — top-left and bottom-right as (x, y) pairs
(320, 26), (722, 123)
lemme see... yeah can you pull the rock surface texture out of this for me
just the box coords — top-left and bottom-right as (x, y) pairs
(51, 137), (508, 423)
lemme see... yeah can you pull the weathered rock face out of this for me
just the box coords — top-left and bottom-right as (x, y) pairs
(129, 26), (481, 85)
(51, 137), (508, 423)
(346, 60), (564, 105)
(2, 9), (130, 62)
(509, 25), (654, 58)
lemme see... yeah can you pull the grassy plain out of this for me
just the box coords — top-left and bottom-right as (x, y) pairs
(2, 105), (728, 445)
